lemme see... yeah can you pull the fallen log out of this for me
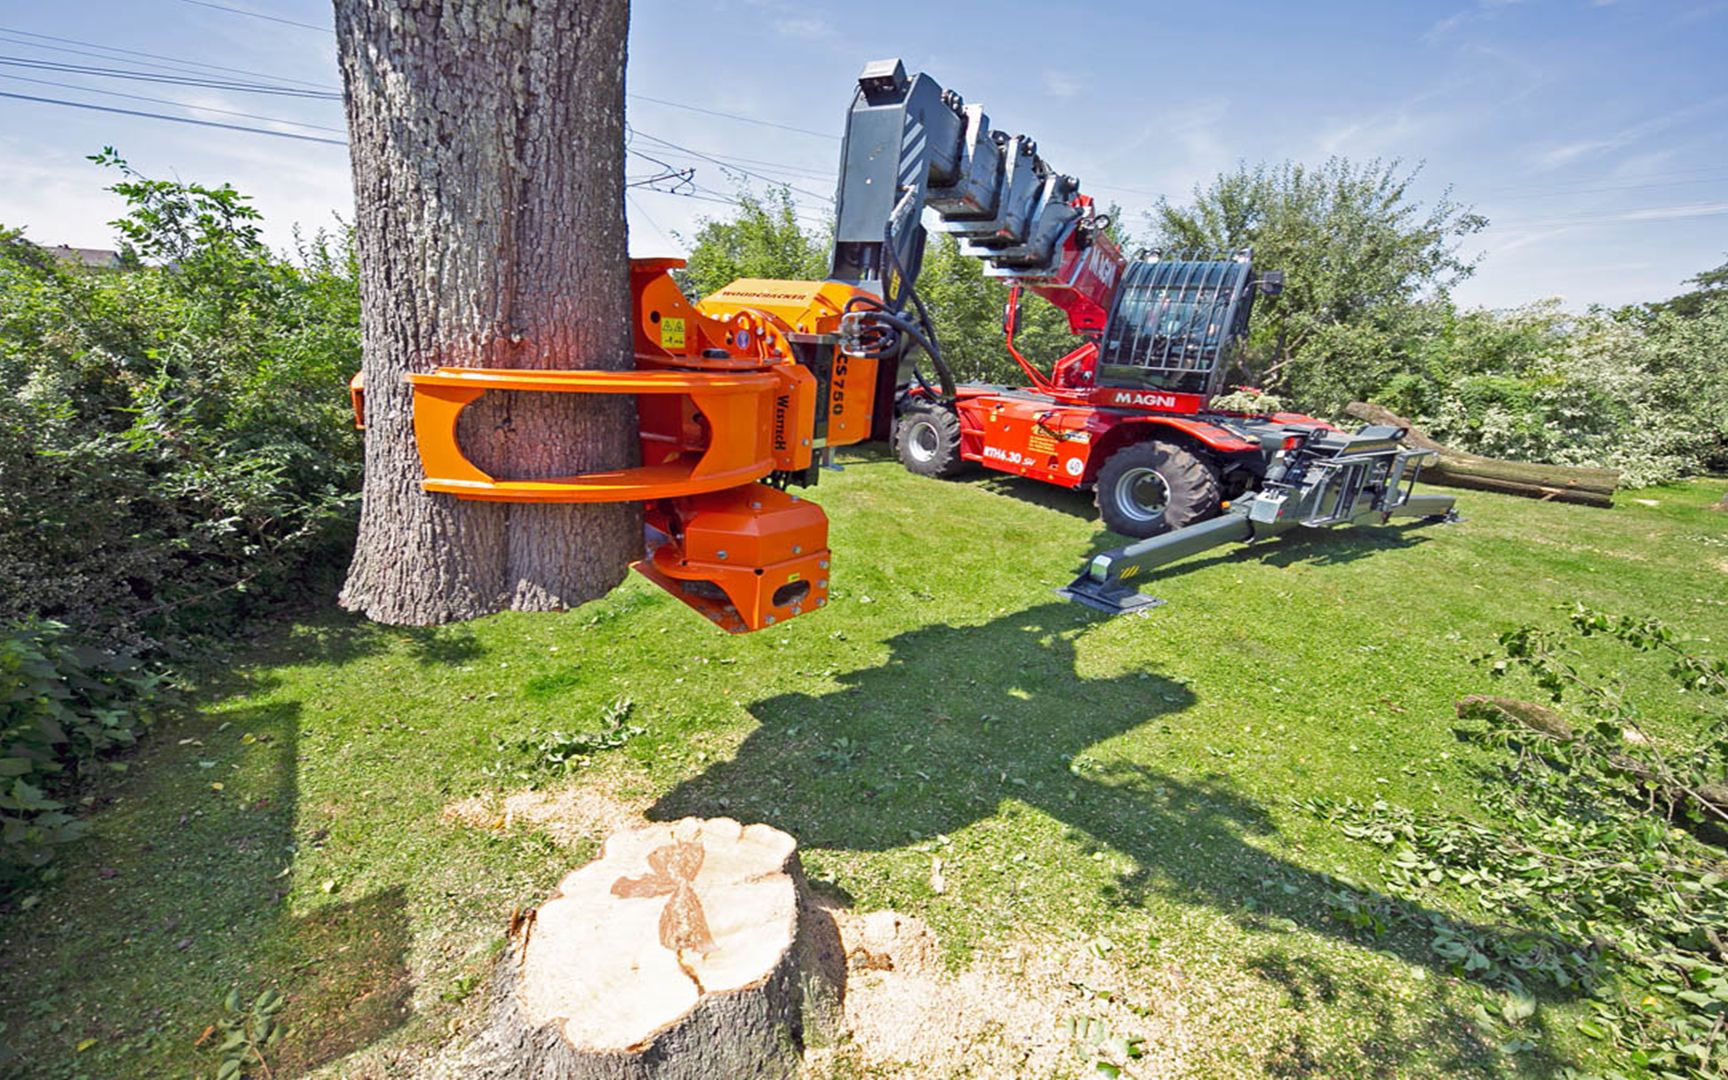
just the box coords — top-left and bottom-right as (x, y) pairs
(430, 818), (842, 1080)
(1344, 402), (1619, 507)
(1456, 695), (1728, 817)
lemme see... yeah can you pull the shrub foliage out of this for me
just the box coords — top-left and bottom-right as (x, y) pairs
(1, 152), (361, 653)
(0, 152), (361, 889)
(1, 619), (163, 893)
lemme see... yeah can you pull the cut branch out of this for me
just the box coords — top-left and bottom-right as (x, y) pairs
(1345, 402), (1619, 507)
(1456, 695), (1728, 820)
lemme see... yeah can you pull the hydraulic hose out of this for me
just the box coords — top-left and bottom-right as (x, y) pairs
(842, 294), (953, 401)
(872, 216), (960, 402)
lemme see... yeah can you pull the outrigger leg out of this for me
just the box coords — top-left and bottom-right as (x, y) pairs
(1058, 425), (1458, 615)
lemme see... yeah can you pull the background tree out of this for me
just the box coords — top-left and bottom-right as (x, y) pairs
(674, 186), (828, 299)
(1643, 256), (1728, 319)
(1149, 158), (1486, 411)
(334, 0), (638, 626)
(914, 234), (1072, 383)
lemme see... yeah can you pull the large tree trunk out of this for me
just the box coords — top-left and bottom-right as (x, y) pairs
(1344, 401), (1620, 508)
(335, 0), (641, 625)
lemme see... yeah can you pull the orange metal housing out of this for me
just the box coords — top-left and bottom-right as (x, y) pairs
(636, 484), (830, 633)
(699, 277), (882, 450)
(393, 258), (862, 633)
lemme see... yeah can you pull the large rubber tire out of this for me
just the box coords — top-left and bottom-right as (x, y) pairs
(1094, 440), (1221, 539)
(896, 403), (966, 478)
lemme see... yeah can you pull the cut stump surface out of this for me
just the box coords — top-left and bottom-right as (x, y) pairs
(429, 817), (840, 1079)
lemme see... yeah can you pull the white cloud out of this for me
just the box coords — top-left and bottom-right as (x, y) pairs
(1531, 96), (1728, 170)
(1042, 71), (1081, 99)
(0, 143), (130, 248)
(1424, 0), (1528, 43)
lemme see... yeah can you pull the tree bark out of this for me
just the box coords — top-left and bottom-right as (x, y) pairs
(426, 818), (843, 1079)
(335, 0), (640, 625)
(1344, 402), (1619, 508)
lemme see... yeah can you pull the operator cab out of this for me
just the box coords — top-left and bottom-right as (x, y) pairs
(1095, 251), (1265, 397)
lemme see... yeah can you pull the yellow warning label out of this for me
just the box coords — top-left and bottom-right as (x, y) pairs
(886, 270), (901, 302)
(786, 572), (801, 583)
(1027, 432), (1059, 456)
(660, 317), (686, 350)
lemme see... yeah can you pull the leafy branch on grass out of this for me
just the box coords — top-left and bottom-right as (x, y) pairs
(1305, 607), (1728, 1077)
(486, 698), (644, 784)
(198, 986), (285, 1080)
(1489, 604), (1728, 827)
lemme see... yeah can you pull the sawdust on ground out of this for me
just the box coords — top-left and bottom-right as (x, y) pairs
(809, 902), (1199, 1079)
(440, 786), (1201, 1077)
(440, 781), (648, 846)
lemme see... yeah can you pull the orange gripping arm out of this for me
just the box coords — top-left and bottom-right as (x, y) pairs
(406, 366), (806, 502)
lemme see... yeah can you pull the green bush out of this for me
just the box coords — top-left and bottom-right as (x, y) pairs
(1370, 299), (1728, 487)
(0, 152), (361, 653)
(1, 619), (162, 894)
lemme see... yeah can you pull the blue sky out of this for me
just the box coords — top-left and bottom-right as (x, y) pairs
(1, 0), (1724, 309)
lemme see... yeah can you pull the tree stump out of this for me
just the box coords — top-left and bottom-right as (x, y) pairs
(432, 818), (842, 1079)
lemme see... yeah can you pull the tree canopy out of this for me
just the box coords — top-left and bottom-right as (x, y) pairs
(1149, 158), (1486, 411)
(1643, 256), (1728, 320)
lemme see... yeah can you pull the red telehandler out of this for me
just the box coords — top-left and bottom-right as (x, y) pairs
(362, 59), (1454, 630)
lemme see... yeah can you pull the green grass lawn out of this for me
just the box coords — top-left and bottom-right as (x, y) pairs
(3, 453), (1725, 1079)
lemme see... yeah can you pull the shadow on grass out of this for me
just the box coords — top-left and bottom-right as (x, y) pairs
(238, 614), (486, 673)
(0, 688), (412, 1077)
(651, 601), (1577, 1076)
(964, 467), (1100, 520)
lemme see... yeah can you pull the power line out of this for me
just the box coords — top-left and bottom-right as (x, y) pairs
(0, 88), (828, 225)
(0, 55), (342, 99)
(173, 0), (332, 34)
(0, 26), (338, 90)
(9, 26), (846, 159)
(625, 92), (836, 141)
(0, 89), (346, 145)
(631, 143), (834, 184)
(150, 0), (836, 141)
(630, 129), (833, 204)
(0, 71), (345, 133)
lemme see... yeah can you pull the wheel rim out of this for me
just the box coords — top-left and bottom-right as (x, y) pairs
(1114, 466), (1170, 525)
(908, 421), (940, 464)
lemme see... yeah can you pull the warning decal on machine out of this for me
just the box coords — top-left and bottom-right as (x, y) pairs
(1027, 431), (1059, 457)
(660, 317), (686, 350)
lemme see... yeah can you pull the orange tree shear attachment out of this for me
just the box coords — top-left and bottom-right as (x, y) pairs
(405, 366), (812, 501)
(393, 259), (840, 634)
